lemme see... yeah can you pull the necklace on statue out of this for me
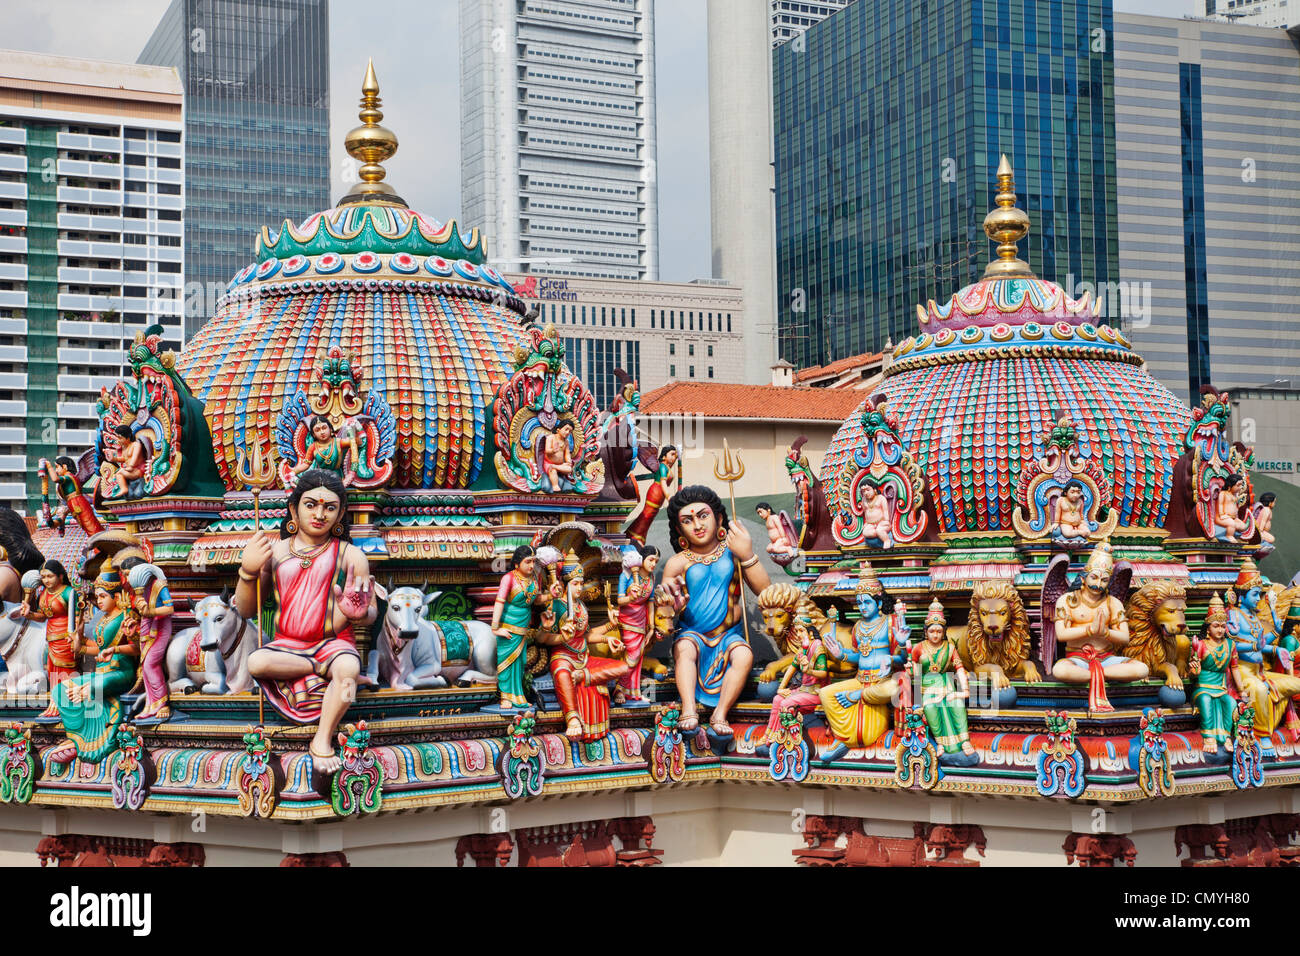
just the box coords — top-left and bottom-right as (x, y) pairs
(685, 539), (728, 567)
(289, 539), (331, 569)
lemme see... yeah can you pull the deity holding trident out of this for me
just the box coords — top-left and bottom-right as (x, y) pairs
(655, 442), (770, 737)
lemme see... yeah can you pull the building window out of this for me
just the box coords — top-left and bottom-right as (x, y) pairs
(689, 344), (695, 357)
(708, 345), (713, 357)
(631, 308), (636, 328)
(650, 309), (655, 328)
(727, 314), (732, 332)
(669, 343), (675, 355)
(708, 366), (714, 379)
(670, 364), (676, 377)
(689, 366), (695, 378)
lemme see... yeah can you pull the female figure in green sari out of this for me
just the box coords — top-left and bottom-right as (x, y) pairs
(1191, 592), (1237, 756)
(908, 598), (977, 765)
(46, 559), (139, 766)
(489, 546), (560, 710)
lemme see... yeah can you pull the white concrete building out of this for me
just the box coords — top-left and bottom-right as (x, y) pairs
(0, 51), (184, 511)
(460, 0), (659, 281)
(770, 0), (852, 46)
(508, 272), (743, 407)
(1204, 0), (1295, 29)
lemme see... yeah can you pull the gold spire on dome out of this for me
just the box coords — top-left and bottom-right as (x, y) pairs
(981, 154), (1034, 279)
(339, 59), (405, 207)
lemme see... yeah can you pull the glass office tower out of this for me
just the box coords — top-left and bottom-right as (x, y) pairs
(139, 0), (330, 336)
(774, 0), (1118, 369)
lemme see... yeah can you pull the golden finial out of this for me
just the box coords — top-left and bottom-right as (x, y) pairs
(340, 58), (405, 207)
(982, 154), (1033, 279)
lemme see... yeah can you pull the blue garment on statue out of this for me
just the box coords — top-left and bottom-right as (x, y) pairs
(676, 547), (746, 707)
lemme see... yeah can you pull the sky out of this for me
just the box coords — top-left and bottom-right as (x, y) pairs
(2, 0), (1198, 282)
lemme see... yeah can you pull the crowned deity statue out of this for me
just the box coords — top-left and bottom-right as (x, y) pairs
(490, 545), (561, 711)
(235, 468), (376, 772)
(1050, 540), (1149, 713)
(291, 415), (356, 479)
(625, 444), (679, 547)
(654, 485), (770, 737)
(818, 563), (910, 763)
(534, 551), (629, 739)
(119, 555), (174, 724)
(39, 457), (104, 536)
(1226, 558), (1300, 753)
(17, 560), (80, 720)
(910, 597), (978, 764)
(761, 609), (829, 745)
(1190, 592), (1239, 757)
(45, 559), (139, 766)
(613, 545), (659, 704)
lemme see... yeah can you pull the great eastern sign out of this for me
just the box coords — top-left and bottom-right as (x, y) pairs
(512, 276), (577, 301)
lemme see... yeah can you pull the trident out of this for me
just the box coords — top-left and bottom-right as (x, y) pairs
(711, 438), (751, 640)
(236, 440), (276, 725)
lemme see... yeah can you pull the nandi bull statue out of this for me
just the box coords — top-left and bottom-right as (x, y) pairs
(166, 592), (258, 695)
(368, 584), (497, 690)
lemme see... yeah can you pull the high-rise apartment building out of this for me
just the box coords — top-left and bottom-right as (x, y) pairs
(1204, 0), (1293, 29)
(0, 51), (185, 511)
(773, 0), (1119, 370)
(1114, 12), (1300, 403)
(770, 0), (852, 46)
(139, 0), (330, 337)
(459, 0), (659, 281)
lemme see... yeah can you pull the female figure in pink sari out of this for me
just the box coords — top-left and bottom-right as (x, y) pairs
(235, 469), (377, 772)
(614, 546), (659, 704)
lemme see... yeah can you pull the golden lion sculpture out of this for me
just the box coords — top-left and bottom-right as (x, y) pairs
(1122, 581), (1189, 689)
(954, 580), (1040, 688)
(755, 583), (853, 683)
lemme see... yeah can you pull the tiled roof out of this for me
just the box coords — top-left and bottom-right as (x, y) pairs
(640, 381), (864, 422)
(793, 350), (882, 384)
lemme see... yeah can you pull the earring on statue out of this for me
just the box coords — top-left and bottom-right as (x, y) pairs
(332, 523), (344, 537)
(678, 537), (687, 551)
(285, 519), (297, 534)
(717, 527), (726, 541)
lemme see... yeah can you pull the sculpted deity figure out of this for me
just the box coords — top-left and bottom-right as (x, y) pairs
(654, 485), (769, 737)
(119, 556), (174, 723)
(1227, 559), (1300, 752)
(45, 560), (138, 766)
(818, 563), (910, 762)
(236, 468), (377, 772)
(1190, 592), (1238, 756)
(1252, 492), (1276, 559)
(1051, 479), (1090, 543)
(535, 551), (629, 739)
(542, 423), (576, 492)
(490, 545), (561, 710)
(614, 546), (658, 704)
(17, 560), (79, 719)
(761, 610), (829, 744)
(40, 457), (104, 536)
(1050, 540), (1149, 713)
(1215, 473), (1249, 543)
(625, 445), (679, 546)
(292, 416), (355, 478)
(860, 482), (894, 549)
(756, 502), (798, 558)
(910, 598), (977, 763)
(101, 424), (150, 500)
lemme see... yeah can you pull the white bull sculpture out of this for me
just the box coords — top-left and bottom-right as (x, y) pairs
(368, 585), (497, 691)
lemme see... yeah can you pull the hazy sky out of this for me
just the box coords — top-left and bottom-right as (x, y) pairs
(2, 0), (1198, 281)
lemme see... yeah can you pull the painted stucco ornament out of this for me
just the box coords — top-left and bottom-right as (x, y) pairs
(1012, 416), (1117, 544)
(275, 346), (396, 489)
(493, 324), (605, 495)
(829, 395), (927, 549)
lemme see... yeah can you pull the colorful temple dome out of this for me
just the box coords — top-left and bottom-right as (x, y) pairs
(178, 63), (529, 491)
(821, 157), (1193, 535)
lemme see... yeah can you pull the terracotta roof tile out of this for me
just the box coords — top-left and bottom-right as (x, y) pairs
(793, 350), (882, 383)
(640, 381), (864, 422)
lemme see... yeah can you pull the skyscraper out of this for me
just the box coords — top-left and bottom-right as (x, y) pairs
(459, 0), (659, 281)
(1115, 12), (1300, 402)
(139, 0), (330, 337)
(770, 0), (852, 46)
(0, 51), (184, 511)
(1203, 0), (1293, 29)
(773, 0), (1119, 370)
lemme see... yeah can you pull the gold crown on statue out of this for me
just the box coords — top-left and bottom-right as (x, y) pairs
(562, 549), (584, 582)
(925, 597), (946, 629)
(1083, 538), (1115, 576)
(1234, 557), (1263, 591)
(1205, 591), (1228, 626)
(856, 562), (883, 597)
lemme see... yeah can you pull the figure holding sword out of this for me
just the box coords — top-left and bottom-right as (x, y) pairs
(654, 444), (770, 739)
